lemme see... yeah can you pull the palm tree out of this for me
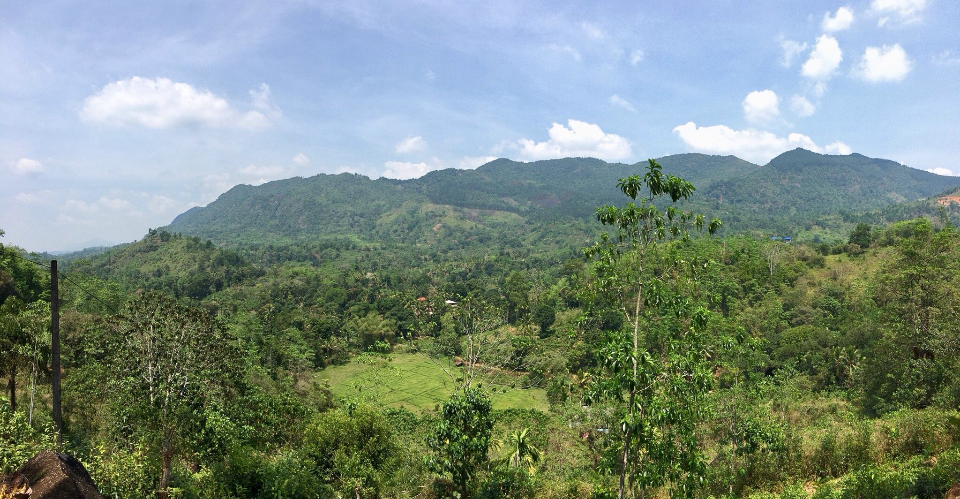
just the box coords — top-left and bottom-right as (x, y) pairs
(504, 428), (542, 474)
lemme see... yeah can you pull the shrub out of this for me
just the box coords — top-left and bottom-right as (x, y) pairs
(303, 404), (401, 498)
(839, 463), (918, 499)
(0, 409), (56, 474)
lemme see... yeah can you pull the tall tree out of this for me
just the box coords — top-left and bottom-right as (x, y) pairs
(586, 159), (720, 499)
(426, 387), (494, 498)
(504, 271), (530, 325)
(104, 292), (241, 499)
(863, 219), (960, 413)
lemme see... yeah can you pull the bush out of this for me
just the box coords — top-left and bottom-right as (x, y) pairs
(82, 442), (155, 499)
(0, 409), (56, 474)
(259, 448), (326, 499)
(875, 409), (958, 460)
(914, 446), (960, 498)
(303, 405), (401, 498)
(478, 466), (535, 499)
(839, 463), (918, 499)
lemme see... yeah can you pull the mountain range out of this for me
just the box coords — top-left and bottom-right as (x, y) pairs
(166, 149), (960, 249)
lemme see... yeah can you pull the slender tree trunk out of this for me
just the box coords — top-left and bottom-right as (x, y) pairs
(158, 444), (172, 499)
(620, 260), (645, 499)
(28, 359), (36, 424)
(8, 368), (15, 412)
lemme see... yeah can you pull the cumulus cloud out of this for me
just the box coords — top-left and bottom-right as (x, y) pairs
(780, 38), (808, 68)
(742, 90), (781, 124)
(517, 120), (631, 162)
(822, 7), (854, 32)
(238, 164), (295, 185)
(379, 155), (497, 180)
(630, 49), (645, 65)
(80, 77), (276, 130)
(581, 22), (606, 41)
(249, 84), (282, 120)
(673, 121), (849, 164)
(395, 136), (427, 153)
(293, 153), (310, 166)
(13, 157), (43, 173)
(871, 0), (926, 26)
(825, 141), (853, 155)
(854, 44), (912, 82)
(382, 160), (434, 180)
(790, 95), (816, 117)
(609, 94), (637, 112)
(802, 35), (843, 81)
(457, 156), (497, 169)
(926, 167), (957, 176)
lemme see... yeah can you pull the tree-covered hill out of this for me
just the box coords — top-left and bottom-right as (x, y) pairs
(166, 149), (960, 248)
(67, 229), (262, 300)
(700, 149), (960, 228)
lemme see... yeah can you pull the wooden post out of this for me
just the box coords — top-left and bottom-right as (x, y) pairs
(51, 260), (62, 445)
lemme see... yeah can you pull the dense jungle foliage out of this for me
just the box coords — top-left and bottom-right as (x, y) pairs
(3, 156), (960, 498)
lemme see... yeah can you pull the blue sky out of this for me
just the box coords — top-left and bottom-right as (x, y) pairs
(3, 0), (959, 251)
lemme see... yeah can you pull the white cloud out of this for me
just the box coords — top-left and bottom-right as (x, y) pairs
(249, 83), (282, 121)
(871, 0), (926, 26)
(673, 121), (848, 164)
(293, 153), (310, 166)
(812, 81), (828, 98)
(790, 95), (816, 117)
(395, 135), (427, 153)
(13, 157), (43, 173)
(63, 199), (98, 216)
(609, 94), (637, 112)
(933, 50), (960, 66)
(381, 155), (496, 179)
(457, 156), (497, 170)
(238, 164), (294, 185)
(146, 195), (179, 215)
(927, 167), (957, 176)
(853, 44), (912, 82)
(99, 197), (132, 211)
(80, 77), (275, 130)
(63, 197), (140, 217)
(802, 35), (843, 81)
(822, 7), (854, 32)
(14, 190), (52, 204)
(548, 44), (582, 62)
(517, 119), (632, 162)
(382, 160), (434, 180)
(581, 22), (606, 41)
(425, 70), (436, 81)
(825, 141), (853, 155)
(630, 49), (645, 65)
(742, 90), (780, 124)
(779, 38), (809, 68)
(197, 161), (299, 203)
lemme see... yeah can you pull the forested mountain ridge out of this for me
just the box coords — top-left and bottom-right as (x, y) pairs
(167, 149), (960, 247)
(700, 148), (960, 228)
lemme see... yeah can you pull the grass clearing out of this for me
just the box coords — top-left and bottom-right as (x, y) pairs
(317, 352), (549, 412)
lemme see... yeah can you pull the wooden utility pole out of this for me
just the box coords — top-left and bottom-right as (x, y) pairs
(51, 260), (62, 445)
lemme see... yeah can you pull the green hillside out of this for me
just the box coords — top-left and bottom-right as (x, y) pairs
(701, 149), (960, 226)
(167, 150), (960, 249)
